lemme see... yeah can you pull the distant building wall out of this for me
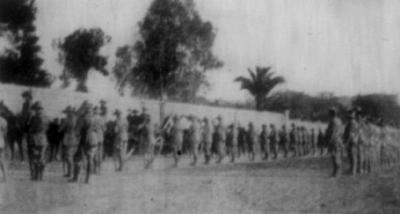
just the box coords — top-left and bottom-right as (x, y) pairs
(0, 84), (326, 131)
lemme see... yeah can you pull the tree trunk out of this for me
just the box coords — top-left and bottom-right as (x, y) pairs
(255, 95), (263, 111)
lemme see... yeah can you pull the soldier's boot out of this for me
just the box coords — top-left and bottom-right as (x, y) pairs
(31, 163), (38, 181)
(69, 164), (80, 182)
(204, 155), (210, 165)
(216, 153), (224, 164)
(173, 156), (179, 167)
(38, 164), (45, 181)
(64, 162), (72, 178)
(85, 162), (91, 184)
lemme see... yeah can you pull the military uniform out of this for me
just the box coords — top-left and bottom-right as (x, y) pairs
(260, 125), (270, 160)
(237, 127), (247, 158)
(202, 118), (213, 164)
(269, 125), (279, 159)
(289, 125), (298, 157)
(226, 124), (238, 163)
(246, 123), (256, 161)
(114, 112), (129, 171)
(279, 126), (290, 158)
(343, 115), (359, 175)
(29, 103), (50, 181)
(215, 117), (226, 164)
(60, 108), (78, 178)
(310, 129), (317, 155)
(0, 116), (7, 180)
(142, 117), (155, 169)
(317, 129), (325, 155)
(171, 116), (183, 167)
(325, 114), (344, 177)
(92, 112), (105, 173)
(189, 117), (201, 166)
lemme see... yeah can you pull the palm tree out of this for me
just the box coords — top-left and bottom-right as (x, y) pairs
(235, 66), (285, 111)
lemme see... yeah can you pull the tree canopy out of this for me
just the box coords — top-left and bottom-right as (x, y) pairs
(235, 66), (285, 111)
(264, 91), (347, 122)
(353, 94), (400, 127)
(0, 0), (52, 87)
(116, 0), (222, 100)
(56, 28), (110, 92)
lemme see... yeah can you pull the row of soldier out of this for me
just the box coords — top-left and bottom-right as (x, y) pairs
(326, 108), (400, 177)
(0, 90), (332, 183)
(166, 115), (328, 167)
(1, 90), (398, 182)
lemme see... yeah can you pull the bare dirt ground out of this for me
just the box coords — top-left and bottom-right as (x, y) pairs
(1, 154), (400, 214)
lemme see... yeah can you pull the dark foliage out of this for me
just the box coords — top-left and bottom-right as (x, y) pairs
(264, 91), (346, 122)
(56, 28), (110, 92)
(117, 0), (222, 100)
(235, 66), (285, 111)
(353, 94), (400, 127)
(0, 0), (52, 87)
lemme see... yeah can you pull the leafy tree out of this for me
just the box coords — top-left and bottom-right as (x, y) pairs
(56, 28), (110, 92)
(0, 0), (52, 87)
(352, 94), (400, 127)
(265, 90), (346, 122)
(235, 66), (284, 111)
(113, 45), (135, 95)
(118, 0), (222, 100)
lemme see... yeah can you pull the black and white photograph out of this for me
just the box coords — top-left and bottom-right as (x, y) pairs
(0, 0), (400, 213)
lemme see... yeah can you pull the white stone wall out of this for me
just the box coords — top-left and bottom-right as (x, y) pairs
(0, 84), (326, 131)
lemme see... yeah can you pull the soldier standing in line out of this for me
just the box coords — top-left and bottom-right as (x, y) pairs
(171, 115), (183, 167)
(269, 124), (279, 159)
(83, 106), (99, 183)
(317, 129), (325, 155)
(69, 101), (90, 183)
(29, 102), (50, 181)
(246, 122), (256, 161)
(188, 115), (201, 166)
(237, 126), (247, 158)
(296, 127), (303, 156)
(230, 122), (238, 163)
(142, 115), (155, 169)
(260, 124), (270, 160)
(59, 106), (78, 178)
(47, 118), (61, 162)
(343, 109), (360, 175)
(280, 125), (290, 158)
(302, 127), (310, 156)
(310, 128), (317, 156)
(202, 117), (213, 164)
(226, 123), (238, 163)
(325, 108), (344, 177)
(0, 112), (7, 181)
(290, 124), (298, 157)
(113, 109), (129, 171)
(215, 116), (226, 164)
(21, 90), (34, 162)
(91, 106), (105, 174)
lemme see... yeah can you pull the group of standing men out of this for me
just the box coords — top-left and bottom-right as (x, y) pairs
(13, 90), (156, 183)
(326, 108), (400, 177)
(166, 114), (328, 167)
(1, 90), (399, 183)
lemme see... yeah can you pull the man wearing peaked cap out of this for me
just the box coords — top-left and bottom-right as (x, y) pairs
(29, 101), (50, 181)
(325, 108), (344, 177)
(60, 105), (78, 179)
(21, 90), (34, 161)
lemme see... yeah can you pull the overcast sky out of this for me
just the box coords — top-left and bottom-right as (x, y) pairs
(20, 0), (400, 100)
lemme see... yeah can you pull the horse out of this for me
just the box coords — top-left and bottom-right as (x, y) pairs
(0, 102), (25, 161)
